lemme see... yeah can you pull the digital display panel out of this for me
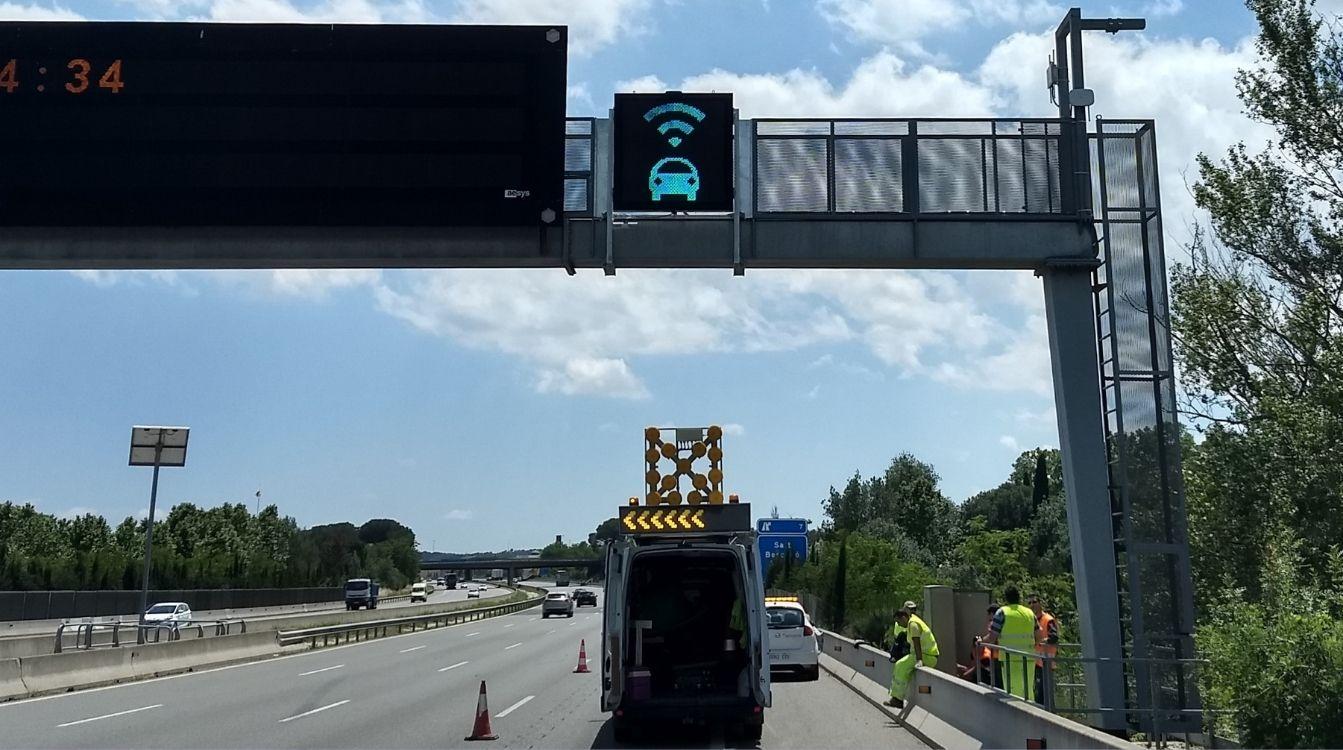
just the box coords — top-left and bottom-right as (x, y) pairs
(619, 502), (751, 535)
(613, 92), (733, 212)
(0, 22), (566, 227)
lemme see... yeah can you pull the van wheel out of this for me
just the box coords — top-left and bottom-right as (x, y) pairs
(542, 613), (548, 619)
(730, 718), (763, 744)
(805, 665), (820, 681)
(568, 612), (574, 618)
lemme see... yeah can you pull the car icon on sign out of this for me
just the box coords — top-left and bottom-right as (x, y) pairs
(649, 157), (699, 202)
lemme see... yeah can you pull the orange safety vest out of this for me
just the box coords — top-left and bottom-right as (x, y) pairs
(1035, 612), (1058, 667)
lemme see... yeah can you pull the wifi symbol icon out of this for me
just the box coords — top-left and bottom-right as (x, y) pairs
(643, 102), (707, 148)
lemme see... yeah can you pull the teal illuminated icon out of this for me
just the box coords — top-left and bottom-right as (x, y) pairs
(643, 102), (706, 148)
(649, 157), (699, 202)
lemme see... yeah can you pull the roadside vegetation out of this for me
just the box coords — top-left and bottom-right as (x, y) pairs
(0, 502), (421, 591)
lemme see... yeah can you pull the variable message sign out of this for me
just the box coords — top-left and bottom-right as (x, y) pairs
(0, 23), (566, 230)
(613, 92), (733, 212)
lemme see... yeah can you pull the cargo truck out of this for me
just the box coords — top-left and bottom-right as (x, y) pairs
(344, 578), (379, 610)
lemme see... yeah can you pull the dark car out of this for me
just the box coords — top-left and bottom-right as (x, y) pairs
(573, 589), (598, 607)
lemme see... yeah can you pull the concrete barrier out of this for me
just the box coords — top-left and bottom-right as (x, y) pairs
(0, 657), (27, 701)
(18, 647), (135, 696)
(129, 630), (280, 679)
(819, 629), (1141, 750)
(6, 630), (286, 701)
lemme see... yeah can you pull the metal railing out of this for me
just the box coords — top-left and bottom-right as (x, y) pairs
(53, 617), (247, 653)
(752, 118), (1067, 217)
(976, 642), (1232, 747)
(278, 587), (546, 648)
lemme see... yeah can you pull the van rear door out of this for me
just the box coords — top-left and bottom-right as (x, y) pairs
(734, 539), (772, 708)
(601, 542), (626, 712)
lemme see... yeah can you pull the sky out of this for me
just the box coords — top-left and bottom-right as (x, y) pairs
(0, 0), (1311, 552)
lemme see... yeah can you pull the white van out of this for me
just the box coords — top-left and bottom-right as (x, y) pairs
(410, 581), (428, 603)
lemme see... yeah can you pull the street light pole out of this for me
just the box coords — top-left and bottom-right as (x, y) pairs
(128, 426), (189, 645)
(137, 434), (164, 638)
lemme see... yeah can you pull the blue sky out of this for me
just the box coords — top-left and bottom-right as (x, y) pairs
(0, 0), (1293, 551)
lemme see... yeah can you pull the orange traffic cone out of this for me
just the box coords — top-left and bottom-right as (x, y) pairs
(574, 639), (591, 673)
(464, 680), (498, 741)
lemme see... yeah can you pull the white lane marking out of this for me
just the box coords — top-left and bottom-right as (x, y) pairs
(57, 704), (162, 728)
(278, 699), (350, 724)
(495, 695), (534, 718)
(504, 642), (523, 650)
(504, 623), (515, 629)
(465, 632), (480, 637)
(439, 661), (470, 672)
(399, 645), (426, 653)
(545, 629), (556, 635)
(298, 664), (344, 676)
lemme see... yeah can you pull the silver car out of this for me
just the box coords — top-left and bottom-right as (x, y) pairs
(541, 591), (574, 618)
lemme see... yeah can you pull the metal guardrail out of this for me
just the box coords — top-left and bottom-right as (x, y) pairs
(54, 618), (247, 653)
(278, 587), (546, 648)
(977, 642), (1233, 747)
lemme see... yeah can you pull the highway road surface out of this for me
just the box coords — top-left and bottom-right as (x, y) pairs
(0, 588), (926, 749)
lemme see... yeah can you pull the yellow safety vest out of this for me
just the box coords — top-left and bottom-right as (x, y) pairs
(996, 604), (1036, 661)
(905, 614), (939, 657)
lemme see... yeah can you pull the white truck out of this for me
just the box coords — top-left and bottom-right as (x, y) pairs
(601, 500), (770, 743)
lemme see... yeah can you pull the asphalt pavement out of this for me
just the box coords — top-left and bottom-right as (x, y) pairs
(0, 587), (925, 749)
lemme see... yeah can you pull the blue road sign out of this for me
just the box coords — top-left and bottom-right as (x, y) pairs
(757, 518), (808, 535)
(759, 534), (808, 574)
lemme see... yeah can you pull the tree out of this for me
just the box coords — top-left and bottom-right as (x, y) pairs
(1176, 0), (1343, 593)
(1031, 451), (1049, 512)
(830, 538), (848, 632)
(961, 483), (1033, 531)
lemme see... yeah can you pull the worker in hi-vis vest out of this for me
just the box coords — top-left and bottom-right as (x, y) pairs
(1030, 593), (1060, 704)
(983, 585), (1039, 701)
(886, 602), (937, 708)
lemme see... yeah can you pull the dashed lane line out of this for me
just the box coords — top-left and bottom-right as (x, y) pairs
(278, 700), (350, 724)
(298, 664), (344, 676)
(439, 661), (470, 672)
(399, 645), (426, 653)
(56, 704), (162, 728)
(495, 695), (534, 718)
(504, 642), (523, 650)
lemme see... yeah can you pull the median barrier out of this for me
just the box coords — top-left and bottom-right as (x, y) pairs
(129, 630), (281, 679)
(0, 658), (26, 701)
(818, 629), (1141, 750)
(17, 646), (135, 696)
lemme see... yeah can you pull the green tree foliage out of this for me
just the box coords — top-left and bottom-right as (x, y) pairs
(0, 500), (418, 590)
(1170, 2), (1343, 743)
(822, 454), (959, 566)
(830, 538), (848, 632)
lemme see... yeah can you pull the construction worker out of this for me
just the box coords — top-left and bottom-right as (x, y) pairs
(1029, 594), (1059, 705)
(972, 602), (1002, 687)
(983, 585), (1038, 700)
(885, 602), (938, 708)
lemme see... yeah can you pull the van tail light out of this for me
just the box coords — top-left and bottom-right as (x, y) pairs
(803, 625), (814, 636)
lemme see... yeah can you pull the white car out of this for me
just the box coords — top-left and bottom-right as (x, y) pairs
(467, 587), (481, 599)
(765, 598), (820, 681)
(143, 602), (192, 631)
(410, 582), (428, 603)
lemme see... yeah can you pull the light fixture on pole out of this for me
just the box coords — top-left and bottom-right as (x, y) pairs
(129, 426), (189, 643)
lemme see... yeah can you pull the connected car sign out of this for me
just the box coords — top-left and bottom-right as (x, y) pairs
(613, 92), (733, 212)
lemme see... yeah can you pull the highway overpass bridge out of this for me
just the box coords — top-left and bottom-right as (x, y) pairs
(420, 558), (602, 583)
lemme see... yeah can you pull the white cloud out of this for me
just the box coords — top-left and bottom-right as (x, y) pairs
(1013, 404), (1057, 429)
(57, 506), (98, 519)
(443, 509), (474, 521)
(721, 423), (746, 436)
(622, 50), (996, 118)
(979, 30), (1273, 248)
(536, 356), (649, 399)
(818, 0), (1062, 54)
(0, 2), (81, 19)
(71, 269), (378, 300)
(999, 434), (1020, 451)
(133, 0), (429, 22)
(450, 0), (651, 56)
